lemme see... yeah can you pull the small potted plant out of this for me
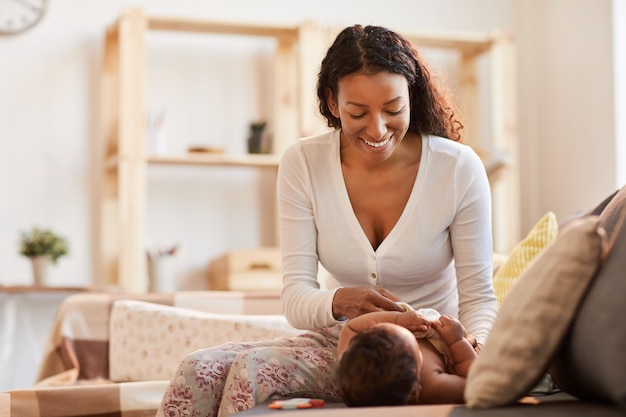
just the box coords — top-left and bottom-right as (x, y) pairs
(19, 226), (69, 285)
(247, 121), (267, 154)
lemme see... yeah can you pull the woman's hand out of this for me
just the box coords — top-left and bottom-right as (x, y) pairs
(332, 286), (403, 319)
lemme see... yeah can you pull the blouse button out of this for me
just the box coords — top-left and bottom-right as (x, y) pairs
(370, 273), (377, 279)
(372, 255), (376, 261)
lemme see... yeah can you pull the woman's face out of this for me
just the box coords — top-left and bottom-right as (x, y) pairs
(328, 71), (411, 162)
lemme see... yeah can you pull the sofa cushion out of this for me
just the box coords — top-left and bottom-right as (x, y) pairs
(465, 216), (605, 408)
(596, 185), (626, 239)
(587, 188), (620, 216)
(109, 300), (301, 382)
(492, 211), (558, 305)
(557, 188), (619, 229)
(551, 187), (626, 410)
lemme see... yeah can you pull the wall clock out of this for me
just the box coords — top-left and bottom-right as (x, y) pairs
(0, 0), (48, 35)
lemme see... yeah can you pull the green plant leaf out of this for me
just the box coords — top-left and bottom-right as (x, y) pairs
(19, 227), (69, 263)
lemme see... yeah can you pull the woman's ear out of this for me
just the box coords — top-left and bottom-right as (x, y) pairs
(326, 88), (339, 118)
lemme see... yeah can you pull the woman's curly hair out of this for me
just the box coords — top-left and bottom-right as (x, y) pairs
(317, 24), (463, 142)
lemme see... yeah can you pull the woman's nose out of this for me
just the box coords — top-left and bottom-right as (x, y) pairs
(366, 114), (387, 139)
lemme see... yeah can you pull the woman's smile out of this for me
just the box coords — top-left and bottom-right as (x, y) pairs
(361, 136), (392, 148)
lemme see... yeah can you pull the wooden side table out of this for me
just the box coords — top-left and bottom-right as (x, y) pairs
(0, 393), (9, 417)
(0, 286), (92, 392)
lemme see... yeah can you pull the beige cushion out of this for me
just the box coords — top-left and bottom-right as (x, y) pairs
(109, 300), (301, 382)
(492, 212), (558, 305)
(465, 216), (605, 408)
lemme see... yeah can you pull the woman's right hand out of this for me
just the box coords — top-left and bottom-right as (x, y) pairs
(332, 286), (404, 320)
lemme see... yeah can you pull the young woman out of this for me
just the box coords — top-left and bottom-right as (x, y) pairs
(158, 24), (497, 417)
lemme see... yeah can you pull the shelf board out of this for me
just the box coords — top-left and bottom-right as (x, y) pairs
(0, 285), (95, 294)
(105, 153), (280, 169)
(147, 153), (280, 168)
(403, 30), (497, 55)
(147, 16), (299, 41)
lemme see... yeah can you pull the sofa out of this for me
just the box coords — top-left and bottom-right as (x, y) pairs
(2, 186), (625, 417)
(5, 290), (296, 417)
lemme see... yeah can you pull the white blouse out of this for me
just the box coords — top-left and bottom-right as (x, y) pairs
(277, 129), (498, 344)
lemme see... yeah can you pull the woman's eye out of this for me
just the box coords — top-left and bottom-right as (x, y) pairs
(348, 113), (366, 119)
(387, 108), (404, 115)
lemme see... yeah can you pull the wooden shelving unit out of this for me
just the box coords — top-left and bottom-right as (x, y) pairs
(99, 9), (297, 292)
(98, 9), (519, 292)
(416, 30), (520, 256)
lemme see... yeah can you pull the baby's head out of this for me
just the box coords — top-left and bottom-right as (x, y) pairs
(338, 323), (423, 407)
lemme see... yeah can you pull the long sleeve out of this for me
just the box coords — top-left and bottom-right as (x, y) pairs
(278, 135), (342, 330)
(448, 145), (498, 344)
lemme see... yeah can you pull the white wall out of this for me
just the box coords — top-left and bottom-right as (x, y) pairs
(615, 0), (626, 188)
(0, 0), (617, 288)
(513, 0), (616, 232)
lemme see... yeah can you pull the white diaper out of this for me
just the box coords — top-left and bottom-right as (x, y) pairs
(396, 301), (414, 311)
(395, 302), (441, 322)
(417, 308), (442, 322)
(395, 302), (450, 362)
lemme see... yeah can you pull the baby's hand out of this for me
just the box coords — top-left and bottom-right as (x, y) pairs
(396, 310), (429, 333)
(430, 315), (467, 346)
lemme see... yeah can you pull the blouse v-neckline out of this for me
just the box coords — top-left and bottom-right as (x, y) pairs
(333, 130), (427, 254)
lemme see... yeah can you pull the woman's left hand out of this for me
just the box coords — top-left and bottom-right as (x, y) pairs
(332, 286), (404, 319)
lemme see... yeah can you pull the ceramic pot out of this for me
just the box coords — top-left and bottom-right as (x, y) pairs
(247, 132), (263, 153)
(31, 255), (53, 286)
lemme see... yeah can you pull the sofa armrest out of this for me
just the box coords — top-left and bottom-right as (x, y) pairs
(36, 292), (173, 385)
(109, 299), (300, 382)
(35, 290), (284, 386)
(173, 290), (283, 315)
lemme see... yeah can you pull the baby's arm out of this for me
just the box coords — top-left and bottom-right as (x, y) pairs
(419, 316), (477, 403)
(337, 310), (428, 357)
(430, 315), (477, 377)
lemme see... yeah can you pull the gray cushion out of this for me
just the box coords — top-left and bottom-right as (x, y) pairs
(551, 190), (626, 410)
(597, 185), (626, 239)
(559, 188), (620, 229)
(587, 189), (619, 216)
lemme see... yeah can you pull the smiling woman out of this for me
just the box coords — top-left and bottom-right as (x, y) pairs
(157, 23), (498, 417)
(0, 0), (48, 35)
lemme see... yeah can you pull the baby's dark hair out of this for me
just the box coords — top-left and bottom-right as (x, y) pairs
(338, 326), (419, 407)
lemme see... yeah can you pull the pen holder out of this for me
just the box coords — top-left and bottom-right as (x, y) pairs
(147, 257), (176, 293)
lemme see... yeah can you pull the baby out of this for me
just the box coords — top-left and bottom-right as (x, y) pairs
(337, 305), (478, 406)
